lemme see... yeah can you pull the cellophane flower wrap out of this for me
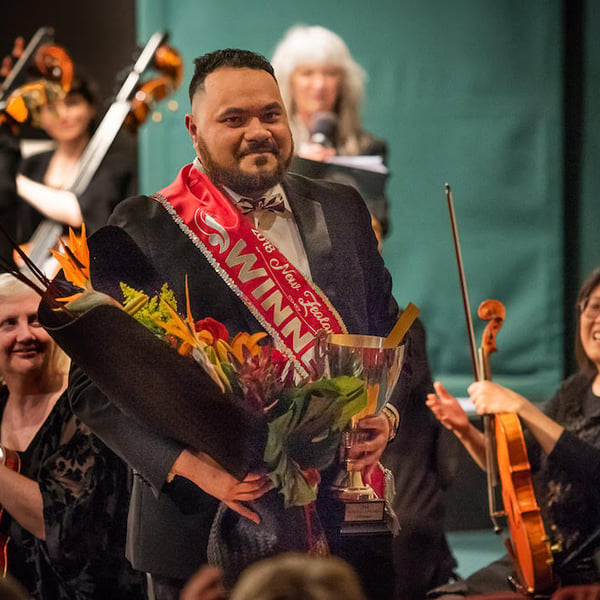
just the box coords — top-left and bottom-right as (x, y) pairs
(50, 227), (367, 508)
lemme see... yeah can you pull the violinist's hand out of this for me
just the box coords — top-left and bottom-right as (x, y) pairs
(426, 382), (470, 439)
(180, 565), (227, 600)
(348, 414), (389, 475)
(467, 381), (525, 415)
(169, 449), (274, 524)
(297, 143), (336, 162)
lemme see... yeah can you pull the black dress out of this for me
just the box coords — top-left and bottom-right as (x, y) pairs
(17, 149), (132, 239)
(1, 388), (145, 600)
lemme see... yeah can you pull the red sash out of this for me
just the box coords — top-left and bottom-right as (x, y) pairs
(151, 164), (346, 378)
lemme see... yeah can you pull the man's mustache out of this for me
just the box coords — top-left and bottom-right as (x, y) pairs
(238, 141), (279, 157)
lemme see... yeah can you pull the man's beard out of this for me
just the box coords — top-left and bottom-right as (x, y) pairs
(196, 135), (293, 197)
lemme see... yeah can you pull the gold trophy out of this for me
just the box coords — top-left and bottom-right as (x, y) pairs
(319, 332), (406, 533)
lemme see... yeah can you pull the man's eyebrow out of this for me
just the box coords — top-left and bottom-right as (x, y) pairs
(218, 102), (283, 117)
(216, 107), (245, 119)
(262, 102), (283, 111)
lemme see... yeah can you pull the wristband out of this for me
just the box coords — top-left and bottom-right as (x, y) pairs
(382, 405), (400, 442)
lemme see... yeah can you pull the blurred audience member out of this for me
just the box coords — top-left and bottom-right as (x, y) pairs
(229, 553), (366, 600)
(179, 566), (227, 600)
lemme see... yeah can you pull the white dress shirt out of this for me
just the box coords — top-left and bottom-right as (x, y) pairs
(192, 158), (311, 278)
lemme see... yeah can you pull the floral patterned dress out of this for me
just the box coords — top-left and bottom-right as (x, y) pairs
(528, 372), (600, 582)
(1, 388), (145, 600)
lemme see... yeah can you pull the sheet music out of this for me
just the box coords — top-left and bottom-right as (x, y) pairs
(326, 154), (388, 174)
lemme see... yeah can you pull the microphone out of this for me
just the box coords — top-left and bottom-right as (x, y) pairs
(309, 112), (337, 148)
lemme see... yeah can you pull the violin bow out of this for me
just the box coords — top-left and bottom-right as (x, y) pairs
(444, 183), (504, 533)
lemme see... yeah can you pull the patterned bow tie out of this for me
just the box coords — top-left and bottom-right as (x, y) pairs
(237, 193), (285, 215)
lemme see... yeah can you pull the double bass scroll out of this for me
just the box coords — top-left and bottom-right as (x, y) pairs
(0, 28), (73, 131)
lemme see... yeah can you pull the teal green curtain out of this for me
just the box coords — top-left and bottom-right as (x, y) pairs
(582, 2), (600, 278)
(135, 0), (567, 400)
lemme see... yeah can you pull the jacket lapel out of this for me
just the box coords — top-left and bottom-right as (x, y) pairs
(283, 177), (337, 304)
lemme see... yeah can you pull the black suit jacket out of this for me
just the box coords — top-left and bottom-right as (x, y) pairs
(68, 171), (400, 580)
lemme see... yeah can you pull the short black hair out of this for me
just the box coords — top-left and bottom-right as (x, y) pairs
(188, 48), (276, 103)
(68, 67), (99, 108)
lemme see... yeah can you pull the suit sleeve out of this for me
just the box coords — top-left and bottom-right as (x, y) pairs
(68, 363), (184, 493)
(58, 196), (265, 486)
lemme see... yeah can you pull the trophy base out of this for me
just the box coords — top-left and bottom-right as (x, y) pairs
(329, 493), (390, 536)
(318, 494), (395, 599)
(336, 486), (378, 502)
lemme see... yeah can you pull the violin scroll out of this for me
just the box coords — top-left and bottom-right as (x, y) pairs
(0, 32), (73, 132)
(477, 299), (506, 356)
(1, 81), (65, 128)
(477, 299), (505, 380)
(125, 43), (183, 131)
(33, 43), (73, 92)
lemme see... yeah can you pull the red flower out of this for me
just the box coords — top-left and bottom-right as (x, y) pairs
(194, 317), (229, 345)
(270, 348), (291, 379)
(302, 468), (321, 487)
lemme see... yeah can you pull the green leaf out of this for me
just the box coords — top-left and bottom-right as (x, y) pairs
(262, 374), (367, 506)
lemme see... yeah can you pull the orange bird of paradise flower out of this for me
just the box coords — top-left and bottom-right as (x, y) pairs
(50, 225), (91, 303)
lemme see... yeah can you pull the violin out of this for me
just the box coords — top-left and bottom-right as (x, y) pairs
(478, 300), (555, 595)
(0, 27), (73, 131)
(445, 184), (556, 595)
(20, 32), (183, 277)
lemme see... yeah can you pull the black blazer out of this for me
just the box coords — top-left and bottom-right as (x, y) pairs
(68, 171), (400, 579)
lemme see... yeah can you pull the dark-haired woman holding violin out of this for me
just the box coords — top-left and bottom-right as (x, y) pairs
(15, 70), (132, 239)
(427, 266), (600, 594)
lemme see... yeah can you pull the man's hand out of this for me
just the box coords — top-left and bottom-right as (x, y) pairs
(169, 449), (273, 524)
(347, 413), (390, 475)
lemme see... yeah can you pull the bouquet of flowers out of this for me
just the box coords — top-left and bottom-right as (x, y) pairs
(13, 225), (367, 510)
(115, 278), (367, 507)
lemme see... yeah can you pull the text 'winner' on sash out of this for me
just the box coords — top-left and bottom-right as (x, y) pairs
(151, 163), (347, 379)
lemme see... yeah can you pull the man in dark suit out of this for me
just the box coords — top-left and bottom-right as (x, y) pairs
(64, 48), (448, 600)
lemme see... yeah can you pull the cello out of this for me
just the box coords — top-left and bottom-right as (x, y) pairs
(445, 184), (556, 595)
(0, 27), (73, 131)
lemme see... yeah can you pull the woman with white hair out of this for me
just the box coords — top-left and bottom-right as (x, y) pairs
(272, 25), (389, 239)
(0, 274), (144, 599)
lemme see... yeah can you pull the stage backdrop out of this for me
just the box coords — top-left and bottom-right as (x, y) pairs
(135, 0), (598, 401)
